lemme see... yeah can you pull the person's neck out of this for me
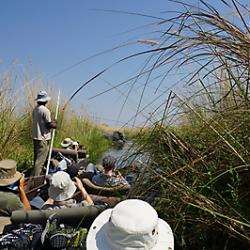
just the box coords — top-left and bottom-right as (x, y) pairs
(105, 169), (113, 175)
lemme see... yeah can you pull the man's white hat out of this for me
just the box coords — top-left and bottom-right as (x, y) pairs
(35, 90), (51, 102)
(86, 199), (174, 250)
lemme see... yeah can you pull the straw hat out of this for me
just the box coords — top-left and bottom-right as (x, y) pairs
(86, 199), (174, 250)
(35, 90), (51, 102)
(61, 138), (73, 148)
(0, 159), (22, 186)
(48, 171), (76, 201)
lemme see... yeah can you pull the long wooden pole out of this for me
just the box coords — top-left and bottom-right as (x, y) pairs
(45, 90), (60, 176)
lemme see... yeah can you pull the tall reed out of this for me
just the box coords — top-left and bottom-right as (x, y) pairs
(127, 1), (250, 249)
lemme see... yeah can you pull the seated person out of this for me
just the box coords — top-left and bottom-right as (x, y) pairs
(0, 160), (31, 233)
(42, 171), (93, 209)
(125, 164), (139, 184)
(79, 163), (104, 180)
(92, 155), (130, 187)
(0, 159), (31, 217)
(61, 138), (79, 151)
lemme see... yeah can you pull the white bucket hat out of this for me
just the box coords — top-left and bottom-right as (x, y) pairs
(61, 138), (73, 148)
(35, 90), (51, 102)
(86, 199), (174, 250)
(48, 171), (76, 201)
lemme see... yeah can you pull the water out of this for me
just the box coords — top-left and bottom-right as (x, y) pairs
(101, 141), (147, 169)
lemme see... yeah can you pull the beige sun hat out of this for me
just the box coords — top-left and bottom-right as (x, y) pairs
(61, 138), (73, 148)
(48, 171), (76, 201)
(0, 159), (22, 186)
(35, 90), (51, 102)
(86, 199), (174, 250)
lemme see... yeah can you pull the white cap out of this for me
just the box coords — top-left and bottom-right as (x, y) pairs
(86, 199), (174, 250)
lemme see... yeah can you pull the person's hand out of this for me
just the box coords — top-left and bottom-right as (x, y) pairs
(50, 120), (57, 129)
(74, 177), (84, 190)
(18, 174), (26, 191)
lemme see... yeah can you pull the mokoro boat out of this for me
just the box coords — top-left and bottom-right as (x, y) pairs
(24, 175), (125, 208)
(11, 205), (106, 229)
(81, 178), (130, 196)
(52, 147), (88, 163)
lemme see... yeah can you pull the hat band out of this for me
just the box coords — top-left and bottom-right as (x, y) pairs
(0, 169), (16, 179)
(105, 221), (159, 249)
(0, 175), (15, 179)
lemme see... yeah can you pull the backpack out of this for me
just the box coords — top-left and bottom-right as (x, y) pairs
(0, 223), (43, 250)
(41, 214), (88, 250)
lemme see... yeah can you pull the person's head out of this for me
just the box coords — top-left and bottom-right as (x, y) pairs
(102, 155), (116, 172)
(86, 199), (174, 250)
(61, 138), (73, 149)
(0, 159), (22, 189)
(48, 171), (76, 202)
(35, 90), (51, 104)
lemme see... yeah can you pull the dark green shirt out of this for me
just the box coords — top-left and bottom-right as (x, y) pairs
(0, 190), (23, 216)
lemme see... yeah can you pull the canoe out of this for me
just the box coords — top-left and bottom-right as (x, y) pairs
(52, 147), (88, 163)
(11, 205), (106, 229)
(24, 175), (124, 208)
(81, 178), (130, 196)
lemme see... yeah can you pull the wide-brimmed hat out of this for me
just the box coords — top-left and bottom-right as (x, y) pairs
(86, 199), (174, 250)
(0, 159), (22, 186)
(61, 138), (73, 148)
(35, 90), (51, 102)
(48, 171), (76, 201)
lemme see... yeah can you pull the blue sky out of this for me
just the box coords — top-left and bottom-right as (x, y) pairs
(0, 0), (233, 127)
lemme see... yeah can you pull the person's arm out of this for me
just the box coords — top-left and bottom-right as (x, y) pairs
(43, 107), (57, 129)
(74, 177), (94, 206)
(47, 120), (57, 129)
(18, 175), (31, 210)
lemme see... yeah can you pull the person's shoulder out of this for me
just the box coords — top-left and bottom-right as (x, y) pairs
(38, 105), (50, 113)
(0, 190), (23, 213)
(0, 190), (19, 199)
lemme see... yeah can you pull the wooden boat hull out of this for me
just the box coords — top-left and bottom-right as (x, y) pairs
(11, 205), (106, 229)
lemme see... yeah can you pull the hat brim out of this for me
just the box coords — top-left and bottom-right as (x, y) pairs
(35, 96), (51, 102)
(86, 209), (174, 250)
(61, 142), (72, 148)
(0, 172), (22, 186)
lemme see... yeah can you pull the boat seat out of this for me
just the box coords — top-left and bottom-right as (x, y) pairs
(25, 175), (48, 201)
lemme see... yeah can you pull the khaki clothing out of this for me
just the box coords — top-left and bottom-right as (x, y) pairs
(33, 139), (49, 176)
(32, 104), (51, 176)
(0, 217), (11, 233)
(42, 198), (89, 210)
(32, 105), (51, 140)
(0, 190), (23, 217)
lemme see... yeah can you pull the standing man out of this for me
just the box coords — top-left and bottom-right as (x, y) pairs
(32, 90), (57, 176)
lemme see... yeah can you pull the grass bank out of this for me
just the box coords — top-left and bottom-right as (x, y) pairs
(0, 73), (111, 171)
